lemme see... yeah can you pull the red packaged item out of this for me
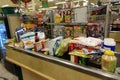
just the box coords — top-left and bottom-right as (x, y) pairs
(74, 44), (84, 50)
(34, 41), (42, 52)
(38, 13), (43, 24)
(68, 43), (74, 52)
(74, 56), (78, 63)
(11, 0), (18, 4)
(41, 39), (49, 50)
(70, 55), (78, 64)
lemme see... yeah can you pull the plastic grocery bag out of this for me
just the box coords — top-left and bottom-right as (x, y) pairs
(55, 38), (72, 56)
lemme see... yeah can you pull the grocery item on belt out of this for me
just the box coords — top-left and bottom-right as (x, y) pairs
(55, 38), (72, 56)
(101, 50), (117, 73)
(48, 36), (63, 56)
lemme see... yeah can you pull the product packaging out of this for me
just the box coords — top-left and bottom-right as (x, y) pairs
(69, 50), (91, 65)
(73, 26), (87, 37)
(20, 32), (35, 50)
(87, 24), (102, 38)
(55, 38), (72, 56)
(53, 26), (64, 38)
(48, 36), (63, 56)
(101, 50), (117, 73)
(64, 27), (73, 38)
(54, 9), (63, 23)
(103, 38), (116, 51)
(34, 41), (42, 52)
(15, 27), (26, 42)
(38, 12), (43, 24)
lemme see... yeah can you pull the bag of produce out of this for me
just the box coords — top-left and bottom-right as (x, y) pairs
(55, 38), (72, 56)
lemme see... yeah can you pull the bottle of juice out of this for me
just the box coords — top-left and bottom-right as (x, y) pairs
(101, 50), (117, 73)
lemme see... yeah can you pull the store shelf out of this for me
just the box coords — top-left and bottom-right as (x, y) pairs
(89, 14), (106, 17)
(112, 23), (120, 25)
(109, 31), (120, 33)
(46, 23), (87, 26)
(20, 18), (38, 23)
(89, 5), (107, 11)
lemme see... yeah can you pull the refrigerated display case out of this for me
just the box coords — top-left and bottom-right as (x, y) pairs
(0, 23), (8, 49)
(0, 19), (8, 60)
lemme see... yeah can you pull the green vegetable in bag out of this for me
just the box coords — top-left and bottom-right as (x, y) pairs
(55, 38), (72, 56)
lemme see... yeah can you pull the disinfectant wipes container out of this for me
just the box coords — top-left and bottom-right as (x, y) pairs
(103, 38), (116, 51)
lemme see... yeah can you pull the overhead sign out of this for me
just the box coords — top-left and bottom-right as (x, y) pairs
(41, 0), (48, 8)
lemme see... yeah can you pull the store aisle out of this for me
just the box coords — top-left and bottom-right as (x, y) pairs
(0, 63), (18, 80)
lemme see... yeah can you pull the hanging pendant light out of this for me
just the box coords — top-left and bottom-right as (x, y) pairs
(21, 0), (31, 3)
(11, 0), (18, 4)
(21, 0), (31, 8)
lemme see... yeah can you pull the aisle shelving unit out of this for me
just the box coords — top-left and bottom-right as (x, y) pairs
(108, 3), (120, 52)
(46, 22), (87, 26)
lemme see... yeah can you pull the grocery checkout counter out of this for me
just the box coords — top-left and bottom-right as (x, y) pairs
(5, 43), (120, 80)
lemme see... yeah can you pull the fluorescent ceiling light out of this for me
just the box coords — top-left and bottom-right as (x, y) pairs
(38, 6), (57, 11)
(73, 0), (85, 2)
(39, 6), (42, 8)
(42, 8), (51, 10)
(28, 3), (36, 7)
(28, 7), (34, 9)
(49, 6), (57, 9)
(56, 0), (86, 5)
(90, 3), (95, 5)
(48, 0), (54, 2)
(73, 0), (79, 2)
(56, 1), (66, 5)
(1, 4), (9, 7)
(83, 0), (88, 1)
(38, 8), (50, 10)
(83, 0), (88, 6)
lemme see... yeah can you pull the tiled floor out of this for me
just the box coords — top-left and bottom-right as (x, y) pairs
(0, 62), (18, 80)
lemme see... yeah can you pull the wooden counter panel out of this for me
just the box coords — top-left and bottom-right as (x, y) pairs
(6, 48), (101, 80)
(22, 68), (48, 80)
